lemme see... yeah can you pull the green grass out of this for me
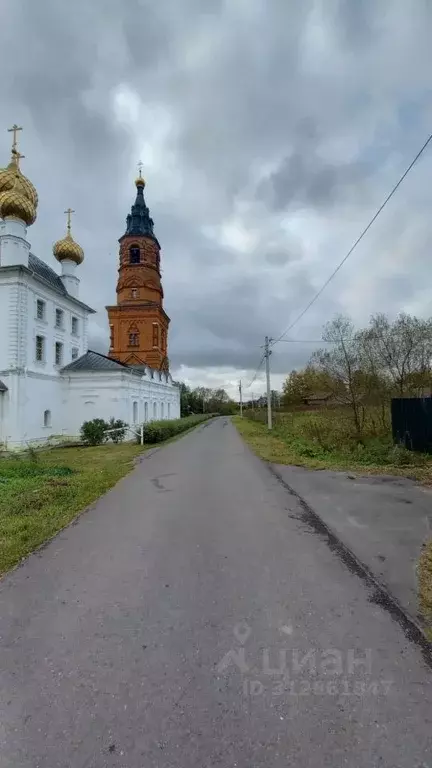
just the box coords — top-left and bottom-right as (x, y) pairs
(233, 407), (432, 484)
(419, 540), (432, 639)
(0, 442), (148, 575)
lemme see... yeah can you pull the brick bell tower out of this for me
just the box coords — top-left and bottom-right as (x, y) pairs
(107, 169), (170, 371)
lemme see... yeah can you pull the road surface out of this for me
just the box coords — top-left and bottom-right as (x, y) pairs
(0, 417), (431, 767)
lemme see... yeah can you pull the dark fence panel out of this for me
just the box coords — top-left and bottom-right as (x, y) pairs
(391, 397), (432, 452)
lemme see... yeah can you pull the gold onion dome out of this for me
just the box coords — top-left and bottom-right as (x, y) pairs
(0, 151), (38, 226)
(53, 208), (84, 265)
(135, 162), (145, 187)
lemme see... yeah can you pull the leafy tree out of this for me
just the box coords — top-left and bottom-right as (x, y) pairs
(107, 418), (128, 444)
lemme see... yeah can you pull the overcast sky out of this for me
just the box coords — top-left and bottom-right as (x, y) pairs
(1, 0), (432, 398)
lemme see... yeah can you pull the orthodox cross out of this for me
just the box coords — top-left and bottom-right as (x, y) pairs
(7, 124), (23, 153)
(137, 161), (144, 179)
(64, 207), (75, 234)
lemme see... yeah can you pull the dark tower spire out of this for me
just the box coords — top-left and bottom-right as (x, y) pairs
(122, 171), (159, 244)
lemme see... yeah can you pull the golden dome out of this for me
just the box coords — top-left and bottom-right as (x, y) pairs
(135, 175), (145, 187)
(53, 208), (84, 265)
(53, 232), (84, 265)
(0, 152), (38, 226)
(0, 171), (37, 225)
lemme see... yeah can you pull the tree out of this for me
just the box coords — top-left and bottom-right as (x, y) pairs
(311, 315), (364, 437)
(358, 313), (432, 397)
(282, 367), (336, 406)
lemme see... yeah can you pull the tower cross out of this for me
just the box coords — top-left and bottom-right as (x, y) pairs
(64, 207), (75, 234)
(7, 124), (23, 152)
(137, 161), (143, 178)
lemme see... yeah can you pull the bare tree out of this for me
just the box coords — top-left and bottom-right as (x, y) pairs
(359, 313), (432, 397)
(311, 315), (364, 437)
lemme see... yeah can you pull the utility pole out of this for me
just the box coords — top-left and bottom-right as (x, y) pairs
(239, 380), (243, 417)
(264, 336), (272, 430)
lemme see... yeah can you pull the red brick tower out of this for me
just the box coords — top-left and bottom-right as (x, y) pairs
(106, 171), (170, 370)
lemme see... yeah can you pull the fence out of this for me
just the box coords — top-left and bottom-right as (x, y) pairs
(391, 397), (432, 452)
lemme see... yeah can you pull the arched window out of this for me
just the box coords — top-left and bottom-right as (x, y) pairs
(144, 402), (148, 422)
(129, 245), (140, 264)
(161, 402), (164, 419)
(131, 288), (138, 299)
(153, 402), (157, 420)
(132, 401), (138, 424)
(152, 323), (159, 348)
(129, 331), (139, 347)
(43, 409), (51, 428)
(168, 402), (171, 418)
(161, 329), (166, 351)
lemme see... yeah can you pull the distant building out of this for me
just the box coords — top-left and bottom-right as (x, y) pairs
(0, 125), (179, 449)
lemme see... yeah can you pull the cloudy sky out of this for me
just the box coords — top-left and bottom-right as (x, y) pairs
(1, 0), (432, 398)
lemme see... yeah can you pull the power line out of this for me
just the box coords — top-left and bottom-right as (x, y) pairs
(245, 353), (266, 388)
(271, 131), (432, 348)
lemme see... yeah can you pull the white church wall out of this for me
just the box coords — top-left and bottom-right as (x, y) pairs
(25, 274), (89, 376)
(63, 370), (180, 438)
(0, 370), (66, 448)
(1, 366), (180, 449)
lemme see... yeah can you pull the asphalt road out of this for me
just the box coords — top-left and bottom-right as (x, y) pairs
(0, 417), (431, 767)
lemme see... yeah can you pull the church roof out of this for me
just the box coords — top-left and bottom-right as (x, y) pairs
(61, 350), (136, 373)
(29, 253), (68, 295)
(0, 253), (96, 313)
(61, 349), (175, 383)
(0, 379), (8, 392)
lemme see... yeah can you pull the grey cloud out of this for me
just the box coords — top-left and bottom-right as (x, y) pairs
(1, 0), (432, 388)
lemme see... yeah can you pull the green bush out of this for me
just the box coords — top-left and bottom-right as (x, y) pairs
(137, 414), (213, 444)
(80, 418), (109, 446)
(107, 418), (128, 444)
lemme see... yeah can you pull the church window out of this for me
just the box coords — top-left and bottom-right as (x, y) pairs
(71, 316), (79, 335)
(55, 308), (64, 329)
(161, 328), (166, 351)
(161, 402), (164, 419)
(129, 245), (141, 264)
(153, 402), (157, 419)
(129, 332), (139, 346)
(168, 402), (171, 418)
(43, 410), (51, 428)
(132, 401), (138, 424)
(109, 324), (114, 349)
(72, 347), (79, 360)
(152, 323), (159, 347)
(55, 341), (64, 366)
(131, 288), (138, 299)
(144, 402), (148, 422)
(35, 335), (45, 362)
(36, 299), (46, 321)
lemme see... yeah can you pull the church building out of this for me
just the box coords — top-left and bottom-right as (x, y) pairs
(0, 125), (180, 449)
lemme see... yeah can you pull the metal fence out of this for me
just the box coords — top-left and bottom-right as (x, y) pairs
(391, 397), (432, 452)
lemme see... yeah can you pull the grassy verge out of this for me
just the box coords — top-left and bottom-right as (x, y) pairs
(233, 409), (432, 484)
(0, 416), (215, 576)
(0, 443), (146, 575)
(419, 541), (432, 640)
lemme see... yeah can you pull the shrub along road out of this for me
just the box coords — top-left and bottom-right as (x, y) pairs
(0, 417), (431, 766)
